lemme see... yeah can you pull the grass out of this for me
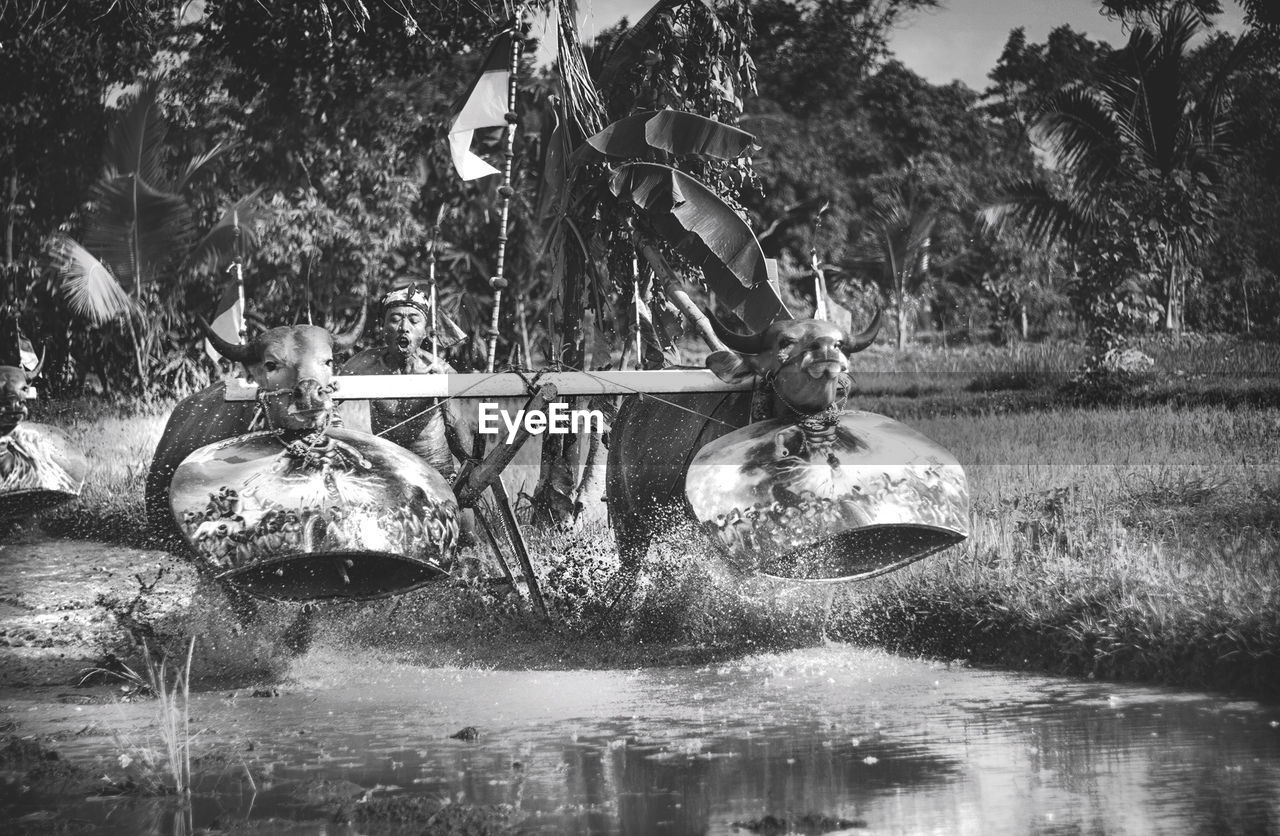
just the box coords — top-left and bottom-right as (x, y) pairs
(20, 334), (1280, 698)
(24, 396), (171, 545)
(84, 636), (197, 796)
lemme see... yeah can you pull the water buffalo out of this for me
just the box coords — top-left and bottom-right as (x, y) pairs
(2, 351), (89, 520)
(144, 314), (365, 548)
(605, 310), (882, 568)
(0, 353), (40, 437)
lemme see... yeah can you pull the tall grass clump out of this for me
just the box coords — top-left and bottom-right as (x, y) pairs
(87, 636), (197, 795)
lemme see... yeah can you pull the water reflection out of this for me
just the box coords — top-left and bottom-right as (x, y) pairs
(2, 646), (1278, 834)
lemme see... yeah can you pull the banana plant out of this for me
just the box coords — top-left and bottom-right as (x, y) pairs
(542, 107), (787, 351)
(528, 0), (773, 525)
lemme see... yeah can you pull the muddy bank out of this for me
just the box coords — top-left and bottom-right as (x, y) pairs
(0, 531), (813, 693)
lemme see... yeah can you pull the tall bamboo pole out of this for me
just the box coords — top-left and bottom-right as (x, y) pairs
(485, 23), (523, 373)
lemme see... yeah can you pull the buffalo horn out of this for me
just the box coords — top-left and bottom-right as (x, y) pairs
(332, 304), (367, 351)
(197, 315), (256, 363)
(704, 307), (767, 355)
(845, 308), (883, 354)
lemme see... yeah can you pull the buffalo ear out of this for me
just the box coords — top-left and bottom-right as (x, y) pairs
(706, 350), (756, 384)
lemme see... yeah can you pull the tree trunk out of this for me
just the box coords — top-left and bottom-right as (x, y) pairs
(516, 296), (532, 366)
(124, 313), (147, 394)
(896, 302), (908, 351)
(1240, 271), (1251, 334)
(529, 247), (586, 528)
(5, 171), (15, 269)
(1020, 303), (1028, 340)
(1164, 261), (1178, 333)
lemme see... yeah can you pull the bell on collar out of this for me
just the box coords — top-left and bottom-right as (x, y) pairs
(685, 410), (969, 582)
(170, 426), (460, 601)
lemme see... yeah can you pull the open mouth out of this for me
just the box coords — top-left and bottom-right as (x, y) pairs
(395, 336), (412, 350)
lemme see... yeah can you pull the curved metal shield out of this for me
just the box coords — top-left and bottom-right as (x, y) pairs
(685, 411), (969, 582)
(0, 423), (87, 519)
(170, 427), (459, 601)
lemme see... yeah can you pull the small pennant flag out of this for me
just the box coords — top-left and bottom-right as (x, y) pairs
(448, 30), (514, 181)
(204, 280), (245, 364)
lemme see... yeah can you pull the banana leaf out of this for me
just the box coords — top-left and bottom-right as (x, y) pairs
(610, 162), (787, 330)
(577, 110), (755, 164)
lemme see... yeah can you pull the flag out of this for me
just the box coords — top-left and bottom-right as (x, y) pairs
(448, 30), (514, 181)
(204, 280), (245, 364)
(18, 334), (38, 372)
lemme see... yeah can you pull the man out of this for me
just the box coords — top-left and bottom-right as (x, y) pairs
(340, 284), (472, 482)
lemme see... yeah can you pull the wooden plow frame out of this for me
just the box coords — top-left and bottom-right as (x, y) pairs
(226, 370), (753, 619)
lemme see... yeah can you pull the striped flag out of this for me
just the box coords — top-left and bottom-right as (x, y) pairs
(448, 30), (514, 181)
(204, 280), (245, 364)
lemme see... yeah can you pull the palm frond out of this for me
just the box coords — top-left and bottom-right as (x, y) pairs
(981, 178), (1095, 250)
(1190, 27), (1262, 165)
(85, 174), (194, 287)
(186, 190), (265, 277)
(173, 141), (228, 193)
(1035, 87), (1123, 191)
(104, 77), (170, 189)
(556, 0), (606, 140)
(50, 236), (135, 324)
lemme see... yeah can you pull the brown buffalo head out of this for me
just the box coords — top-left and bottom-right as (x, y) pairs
(200, 310), (365, 433)
(705, 309), (881, 417)
(0, 351), (43, 436)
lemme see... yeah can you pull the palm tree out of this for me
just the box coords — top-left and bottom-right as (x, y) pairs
(50, 77), (252, 392)
(984, 2), (1257, 334)
(856, 187), (936, 350)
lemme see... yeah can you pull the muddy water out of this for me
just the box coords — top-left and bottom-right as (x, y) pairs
(2, 537), (1280, 834)
(1, 644), (1278, 834)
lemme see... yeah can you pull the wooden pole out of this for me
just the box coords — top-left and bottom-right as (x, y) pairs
(485, 24), (523, 373)
(226, 370), (750, 401)
(232, 209), (246, 342)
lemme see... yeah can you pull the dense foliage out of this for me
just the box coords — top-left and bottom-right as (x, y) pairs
(3, 0), (1278, 398)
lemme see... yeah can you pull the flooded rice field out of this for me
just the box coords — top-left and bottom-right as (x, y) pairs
(2, 645), (1278, 833)
(2, 536), (1279, 834)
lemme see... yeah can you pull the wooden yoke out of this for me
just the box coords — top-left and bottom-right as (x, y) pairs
(452, 382), (558, 619)
(454, 382), (558, 509)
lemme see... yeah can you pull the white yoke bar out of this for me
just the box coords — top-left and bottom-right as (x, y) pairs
(223, 370), (753, 401)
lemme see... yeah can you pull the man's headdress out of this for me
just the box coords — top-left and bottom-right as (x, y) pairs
(379, 284), (432, 319)
(379, 284), (469, 350)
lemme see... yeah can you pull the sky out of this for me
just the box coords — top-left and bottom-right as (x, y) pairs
(530, 0), (1249, 91)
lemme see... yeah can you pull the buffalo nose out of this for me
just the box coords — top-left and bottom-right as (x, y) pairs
(293, 378), (330, 408)
(815, 344), (845, 363)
